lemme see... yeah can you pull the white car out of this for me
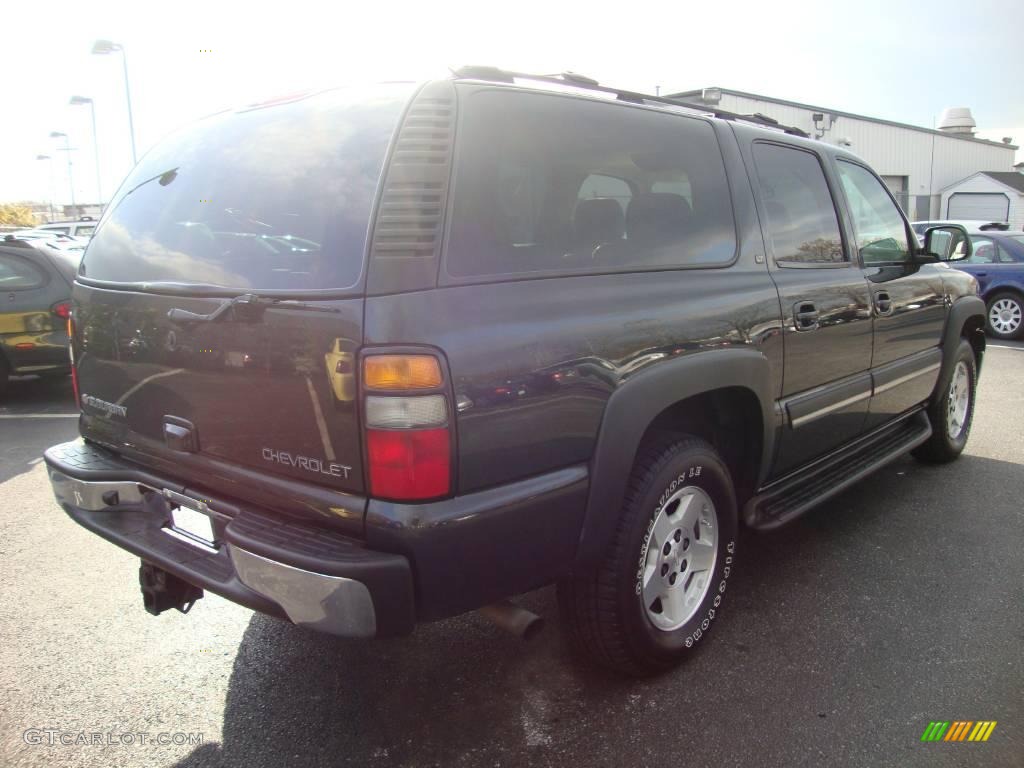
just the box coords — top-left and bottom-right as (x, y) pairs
(911, 219), (1009, 246)
(35, 217), (98, 238)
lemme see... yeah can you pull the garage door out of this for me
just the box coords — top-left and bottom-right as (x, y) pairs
(947, 192), (1010, 221)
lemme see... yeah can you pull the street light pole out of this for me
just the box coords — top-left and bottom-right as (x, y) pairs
(91, 39), (137, 166)
(49, 132), (75, 214)
(70, 96), (102, 205)
(36, 155), (55, 221)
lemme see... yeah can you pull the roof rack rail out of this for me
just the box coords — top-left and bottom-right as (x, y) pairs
(450, 66), (810, 138)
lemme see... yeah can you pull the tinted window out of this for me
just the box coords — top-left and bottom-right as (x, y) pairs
(578, 174), (632, 214)
(837, 161), (910, 265)
(82, 84), (414, 290)
(965, 236), (997, 263)
(446, 91), (736, 277)
(752, 143), (844, 264)
(0, 253), (45, 289)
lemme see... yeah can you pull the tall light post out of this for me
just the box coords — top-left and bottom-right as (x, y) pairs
(70, 96), (102, 205)
(36, 154), (56, 221)
(49, 131), (76, 214)
(91, 39), (137, 165)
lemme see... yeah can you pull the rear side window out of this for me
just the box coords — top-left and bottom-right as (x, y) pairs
(446, 91), (736, 277)
(82, 84), (415, 291)
(752, 143), (845, 265)
(0, 253), (45, 289)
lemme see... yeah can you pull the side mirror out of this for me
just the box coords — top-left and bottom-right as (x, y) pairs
(922, 225), (972, 261)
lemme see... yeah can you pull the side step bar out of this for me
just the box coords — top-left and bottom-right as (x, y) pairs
(745, 410), (932, 531)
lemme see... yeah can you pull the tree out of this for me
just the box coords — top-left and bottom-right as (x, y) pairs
(0, 203), (37, 228)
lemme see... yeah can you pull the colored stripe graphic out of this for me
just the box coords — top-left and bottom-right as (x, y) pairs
(921, 721), (996, 742)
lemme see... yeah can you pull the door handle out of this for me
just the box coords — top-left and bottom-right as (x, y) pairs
(875, 291), (893, 316)
(793, 301), (819, 331)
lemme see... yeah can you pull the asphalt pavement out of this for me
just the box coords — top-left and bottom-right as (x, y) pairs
(1, 344), (1022, 768)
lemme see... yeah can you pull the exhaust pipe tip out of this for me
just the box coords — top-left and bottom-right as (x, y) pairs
(478, 600), (544, 641)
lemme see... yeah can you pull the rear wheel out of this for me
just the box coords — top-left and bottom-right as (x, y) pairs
(912, 340), (977, 464)
(0, 356), (9, 398)
(557, 436), (738, 676)
(985, 291), (1024, 340)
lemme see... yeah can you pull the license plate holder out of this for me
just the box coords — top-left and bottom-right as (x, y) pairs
(164, 489), (217, 548)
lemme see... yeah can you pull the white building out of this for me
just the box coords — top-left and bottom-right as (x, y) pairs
(939, 172), (1024, 230)
(669, 87), (1018, 221)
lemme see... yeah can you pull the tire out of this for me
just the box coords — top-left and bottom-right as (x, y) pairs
(557, 436), (738, 676)
(985, 291), (1024, 340)
(912, 339), (977, 464)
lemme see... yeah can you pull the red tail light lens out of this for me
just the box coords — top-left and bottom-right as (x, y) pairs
(52, 301), (72, 319)
(367, 428), (450, 500)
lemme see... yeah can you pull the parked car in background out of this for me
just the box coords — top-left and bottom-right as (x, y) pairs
(0, 239), (75, 395)
(35, 216), (99, 238)
(952, 232), (1024, 340)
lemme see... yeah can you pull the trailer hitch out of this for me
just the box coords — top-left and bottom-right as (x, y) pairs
(138, 561), (204, 616)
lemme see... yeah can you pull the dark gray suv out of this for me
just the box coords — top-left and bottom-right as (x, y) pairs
(43, 70), (985, 675)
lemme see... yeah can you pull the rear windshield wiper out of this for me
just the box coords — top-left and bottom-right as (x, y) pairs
(167, 293), (339, 324)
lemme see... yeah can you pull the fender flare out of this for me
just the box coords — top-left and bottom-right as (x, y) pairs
(574, 348), (776, 567)
(935, 295), (986, 393)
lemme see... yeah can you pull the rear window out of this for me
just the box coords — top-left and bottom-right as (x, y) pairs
(82, 84), (415, 291)
(446, 90), (736, 278)
(0, 252), (46, 289)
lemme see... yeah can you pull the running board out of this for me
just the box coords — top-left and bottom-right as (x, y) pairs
(745, 410), (932, 531)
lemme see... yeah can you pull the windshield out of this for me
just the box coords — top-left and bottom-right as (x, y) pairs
(81, 83), (415, 291)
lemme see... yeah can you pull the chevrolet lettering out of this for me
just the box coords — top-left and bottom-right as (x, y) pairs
(261, 448), (352, 479)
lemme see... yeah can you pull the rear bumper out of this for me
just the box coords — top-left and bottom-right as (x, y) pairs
(45, 439), (590, 633)
(45, 440), (414, 637)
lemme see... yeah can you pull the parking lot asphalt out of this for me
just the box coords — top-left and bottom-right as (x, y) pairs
(1, 344), (1022, 768)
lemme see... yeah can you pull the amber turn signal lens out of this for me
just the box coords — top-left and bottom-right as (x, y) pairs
(363, 355), (442, 390)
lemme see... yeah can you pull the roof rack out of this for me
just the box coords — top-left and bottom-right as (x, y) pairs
(450, 66), (810, 138)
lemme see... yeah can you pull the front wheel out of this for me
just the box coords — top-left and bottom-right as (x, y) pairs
(557, 436), (738, 676)
(912, 339), (977, 464)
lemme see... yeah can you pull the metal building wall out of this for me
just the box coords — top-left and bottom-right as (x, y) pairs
(712, 93), (1016, 220)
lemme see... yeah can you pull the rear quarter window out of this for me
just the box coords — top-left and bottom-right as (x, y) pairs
(445, 90), (736, 278)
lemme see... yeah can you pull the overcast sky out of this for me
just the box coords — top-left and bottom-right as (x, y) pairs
(2, 0), (1021, 206)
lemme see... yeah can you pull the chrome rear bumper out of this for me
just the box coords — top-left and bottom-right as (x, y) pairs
(44, 440), (414, 637)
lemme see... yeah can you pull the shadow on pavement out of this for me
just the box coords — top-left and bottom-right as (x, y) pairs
(171, 451), (1023, 767)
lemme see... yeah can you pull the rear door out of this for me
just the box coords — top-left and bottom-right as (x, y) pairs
(73, 84), (415, 497)
(747, 140), (874, 475)
(832, 159), (947, 429)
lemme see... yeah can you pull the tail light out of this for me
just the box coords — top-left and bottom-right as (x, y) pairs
(363, 353), (451, 500)
(67, 313), (80, 408)
(52, 301), (72, 319)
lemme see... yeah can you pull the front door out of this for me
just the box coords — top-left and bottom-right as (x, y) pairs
(749, 141), (874, 476)
(833, 160), (947, 430)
